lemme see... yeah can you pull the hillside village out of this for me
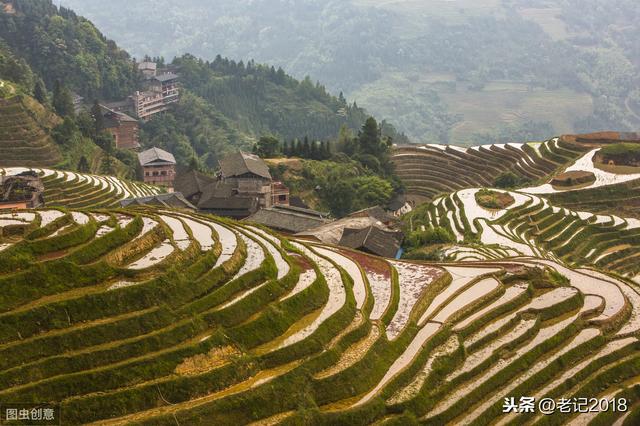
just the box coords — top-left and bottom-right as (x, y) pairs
(2, 56), (408, 258)
(72, 60), (180, 152)
(1, 1), (640, 425)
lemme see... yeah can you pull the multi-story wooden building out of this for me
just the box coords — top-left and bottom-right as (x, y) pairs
(102, 61), (181, 121)
(138, 61), (157, 78)
(101, 105), (140, 150)
(271, 181), (290, 206)
(138, 147), (177, 190)
(132, 72), (180, 121)
(131, 90), (166, 121)
(174, 152), (290, 219)
(219, 151), (289, 209)
(155, 73), (180, 105)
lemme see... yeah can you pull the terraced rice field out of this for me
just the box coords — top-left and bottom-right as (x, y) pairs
(413, 185), (640, 279)
(0, 95), (62, 167)
(1, 205), (639, 425)
(1, 167), (161, 208)
(398, 136), (640, 281)
(392, 137), (589, 204)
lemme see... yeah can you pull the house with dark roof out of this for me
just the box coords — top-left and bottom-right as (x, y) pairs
(245, 205), (331, 234)
(104, 99), (134, 114)
(219, 151), (289, 209)
(100, 105), (140, 150)
(348, 206), (395, 226)
(120, 193), (195, 210)
(220, 151), (272, 181)
(197, 180), (259, 219)
(0, 171), (44, 210)
(153, 73), (180, 105)
(138, 147), (177, 190)
(131, 68), (180, 120)
(171, 152), (291, 219)
(173, 170), (217, 205)
(387, 193), (413, 217)
(339, 225), (404, 259)
(174, 169), (261, 219)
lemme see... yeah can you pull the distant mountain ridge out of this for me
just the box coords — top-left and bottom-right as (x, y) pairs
(54, 0), (640, 144)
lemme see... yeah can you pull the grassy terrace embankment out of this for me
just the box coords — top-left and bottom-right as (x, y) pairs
(0, 167), (161, 208)
(0, 200), (638, 425)
(407, 187), (640, 280)
(392, 138), (589, 204)
(0, 95), (62, 167)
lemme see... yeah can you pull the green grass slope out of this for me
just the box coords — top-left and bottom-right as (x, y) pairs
(0, 204), (638, 425)
(0, 92), (62, 167)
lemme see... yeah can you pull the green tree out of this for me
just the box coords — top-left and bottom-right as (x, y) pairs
(75, 111), (95, 139)
(51, 117), (79, 146)
(254, 135), (281, 158)
(188, 155), (203, 172)
(291, 139), (300, 157)
(95, 132), (115, 155)
(350, 175), (393, 210)
(91, 100), (104, 136)
(302, 136), (311, 158)
(100, 155), (116, 175)
(310, 140), (319, 160)
(359, 117), (382, 156)
(494, 171), (521, 189)
(52, 80), (74, 118)
(323, 180), (354, 217)
(336, 124), (356, 155)
(33, 79), (47, 104)
(77, 156), (90, 173)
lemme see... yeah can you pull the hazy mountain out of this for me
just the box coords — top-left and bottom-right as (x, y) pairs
(55, 0), (640, 145)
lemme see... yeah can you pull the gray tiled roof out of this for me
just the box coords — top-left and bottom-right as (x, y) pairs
(196, 181), (259, 216)
(174, 170), (217, 199)
(100, 104), (138, 126)
(387, 194), (407, 212)
(271, 204), (329, 218)
(198, 181), (236, 203)
(120, 193), (195, 210)
(138, 147), (176, 166)
(198, 194), (259, 219)
(339, 225), (403, 259)
(246, 206), (331, 233)
(154, 72), (179, 82)
(219, 151), (272, 180)
(348, 205), (394, 223)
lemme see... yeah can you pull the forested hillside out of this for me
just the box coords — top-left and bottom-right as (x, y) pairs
(1, 0), (407, 175)
(58, 0), (640, 145)
(0, 21), (133, 177)
(0, 0), (138, 100)
(142, 55), (408, 170)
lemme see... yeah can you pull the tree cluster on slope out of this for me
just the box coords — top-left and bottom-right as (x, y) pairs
(264, 117), (403, 217)
(0, 0), (138, 100)
(173, 54), (410, 145)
